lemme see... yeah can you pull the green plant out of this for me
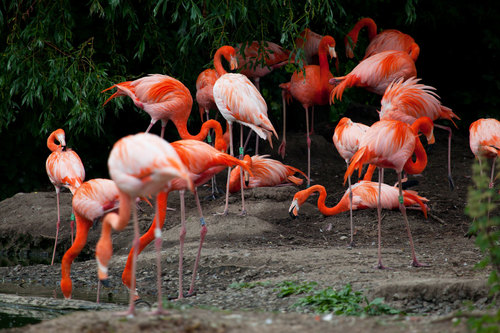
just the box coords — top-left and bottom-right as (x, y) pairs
(466, 157), (500, 332)
(275, 280), (318, 298)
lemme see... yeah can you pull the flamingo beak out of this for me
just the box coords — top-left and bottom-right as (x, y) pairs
(329, 46), (337, 60)
(427, 130), (435, 145)
(244, 171), (250, 187)
(230, 55), (238, 71)
(288, 199), (299, 219)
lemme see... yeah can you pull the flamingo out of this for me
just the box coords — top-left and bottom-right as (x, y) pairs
(344, 117), (435, 269)
(329, 50), (417, 103)
(196, 69), (220, 123)
(289, 181), (428, 219)
(213, 45), (278, 216)
(345, 17), (420, 61)
(121, 139), (253, 300)
(333, 117), (377, 245)
(379, 77), (460, 189)
(469, 118), (500, 188)
(95, 132), (193, 317)
(60, 178), (119, 300)
(228, 154), (307, 193)
(46, 129), (85, 266)
(102, 74), (227, 147)
(279, 35), (337, 186)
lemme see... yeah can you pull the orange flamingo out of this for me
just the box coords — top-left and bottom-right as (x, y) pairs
(333, 117), (377, 245)
(279, 35), (337, 186)
(235, 41), (291, 91)
(95, 132), (193, 316)
(228, 154), (307, 193)
(345, 17), (420, 61)
(469, 118), (500, 188)
(289, 181), (428, 218)
(330, 50), (417, 103)
(379, 77), (460, 189)
(121, 139), (253, 300)
(213, 45), (278, 216)
(102, 74), (227, 147)
(345, 117), (435, 269)
(46, 129), (85, 266)
(60, 178), (119, 300)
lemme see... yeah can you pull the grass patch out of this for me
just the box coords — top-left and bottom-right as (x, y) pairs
(274, 281), (318, 298)
(229, 281), (272, 290)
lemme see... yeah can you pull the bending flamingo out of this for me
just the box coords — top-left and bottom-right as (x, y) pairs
(228, 154), (307, 193)
(379, 77), (460, 189)
(345, 117), (435, 269)
(469, 118), (500, 188)
(213, 45), (278, 216)
(345, 17), (420, 61)
(121, 139), (253, 300)
(279, 35), (337, 186)
(330, 50), (417, 103)
(289, 181), (428, 218)
(46, 129), (85, 266)
(333, 117), (376, 245)
(95, 132), (193, 316)
(60, 178), (119, 300)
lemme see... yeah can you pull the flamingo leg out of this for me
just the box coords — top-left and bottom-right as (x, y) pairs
(150, 193), (168, 315)
(347, 172), (355, 247)
(70, 209), (75, 245)
(219, 122), (233, 215)
(278, 89), (287, 159)
(239, 124), (247, 216)
(489, 156), (497, 189)
(207, 112), (220, 199)
(51, 186), (61, 266)
(145, 121), (154, 134)
(397, 172), (428, 268)
(188, 187), (207, 296)
(376, 168), (388, 269)
(177, 190), (187, 299)
(125, 199), (140, 317)
(305, 106), (311, 187)
(242, 129), (253, 153)
(434, 124), (454, 190)
(310, 106), (315, 135)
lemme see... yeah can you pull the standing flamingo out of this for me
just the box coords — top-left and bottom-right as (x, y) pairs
(345, 17), (420, 61)
(196, 68), (220, 122)
(95, 132), (193, 317)
(121, 139), (253, 300)
(379, 77), (460, 189)
(333, 117), (377, 245)
(278, 35), (337, 186)
(469, 118), (500, 188)
(345, 117), (435, 268)
(213, 45), (278, 216)
(228, 154), (307, 193)
(102, 74), (227, 147)
(60, 178), (119, 300)
(329, 50), (417, 103)
(289, 181), (428, 218)
(46, 129), (85, 266)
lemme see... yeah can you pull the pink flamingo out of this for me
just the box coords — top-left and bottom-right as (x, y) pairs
(60, 178), (119, 300)
(228, 154), (307, 193)
(46, 129), (85, 266)
(196, 68), (220, 122)
(121, 139), (253, 300)
(469, 118), (500, 188)
(379, 77), (460, 189)
(279, 35), (337, 186)
(345, 17), (420, 61)
(345, 117), (435, 269)
(330, 50), (417, 102)
(213, 45), (278, 216)
(95, 132), (193, 317)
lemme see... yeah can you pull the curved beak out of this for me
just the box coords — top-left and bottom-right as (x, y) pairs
(328, 46), (337, 60)
(244, 171), (250, 187)
(230, 55), (238, 71)
(426, 129), (435, 145)
(288, 199), (299, 219)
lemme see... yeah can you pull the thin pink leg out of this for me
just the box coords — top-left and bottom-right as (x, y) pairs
(96, 280), (101, 304)
(188, 188), (207, 296)
(239, 124), (247, 216)
(347, 172), (354, 247)
(434, 124), (454, 190)
(218, 123), (233, 216)
(177, 190), (187, 299)
(150, 193), (168, 314)
(376, 168), (388, 269)
(126, 201), (140, 317)
(278, 89), (287, 159)
(51, 187), (61, 266)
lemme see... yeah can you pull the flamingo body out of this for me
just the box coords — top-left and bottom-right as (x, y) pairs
(469, 119), (500, 159)
(196, 69), (219, 121)
(333, 117), (370, 162)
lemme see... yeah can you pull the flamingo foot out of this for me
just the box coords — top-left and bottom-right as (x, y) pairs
(239, 209), (247, 217)
(168, 291), (196, 300)
(448, 175), (455, 191)
(214, 210), (229, 216)
(412, 259), (430, 268)
(347, 240), (356, 248)
(278, 141), (286, 159)
(375, 262), (391, 270)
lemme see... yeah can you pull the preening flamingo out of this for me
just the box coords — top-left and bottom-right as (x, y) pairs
(344, 17), (420, 61)
(213, 45), (278, 216)
(469, 118), (500, 188)
(121, 139), (252, 300)
(333, 117), (376, 245)
(330, 50), (417, 102)
(279, 35), (337, 186)
(102, 74), (227, 147)
(196, 68), (220, 122)
(46, 129), (85, 266)
(95, 132), (193, 316)
(228, 154), (307, 193)
(60, 178), (119, 300)
(289, 181), (428, 218)
(379, 77), (460, 189)
(345, 117), (434, 268)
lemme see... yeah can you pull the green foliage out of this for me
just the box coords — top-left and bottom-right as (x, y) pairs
(466, 157), (500, 331)
(275, 280), (318, 298)
(293, 283), (402, 316)
(229, 280), (271, 290)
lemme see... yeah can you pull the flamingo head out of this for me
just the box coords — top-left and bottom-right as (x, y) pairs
(415, 116), (435, 145)
(288, 189), (310, 218)
(242, 155), (252, 187)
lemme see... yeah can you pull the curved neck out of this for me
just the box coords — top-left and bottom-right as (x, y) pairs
(317, 38), (334, 98)
(353, 18), (377, 41)
(305, 185), (349, 216)
(175, 119), (226, 152)
(47, 132), (61, 151)
(403, 136), (427, 174)
(214, 46), (233, 76)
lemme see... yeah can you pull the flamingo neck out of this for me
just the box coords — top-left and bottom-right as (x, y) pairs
(306, 185), (349, 216)
(404, 118), (433, 174)
(352, 18), (377, 43)
(47, 132), (61, 151)
(175, 119), (226, 152)
(214, 48), (228, 76)
(317, 42), (333, 101)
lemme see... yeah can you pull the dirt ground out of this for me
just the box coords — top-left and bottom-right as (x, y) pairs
(0, 108), (497, 332)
